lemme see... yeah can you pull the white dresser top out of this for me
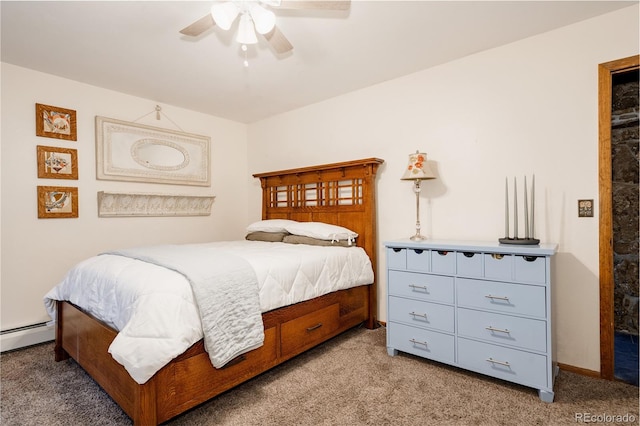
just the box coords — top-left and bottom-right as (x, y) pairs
(384, 239), (558, 256)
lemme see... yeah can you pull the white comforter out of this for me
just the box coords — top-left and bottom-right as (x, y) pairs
(44, 240), (374, 384)
(106, 244), (265, 374)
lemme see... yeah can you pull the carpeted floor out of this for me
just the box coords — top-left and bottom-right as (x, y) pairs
(1, 325), (638, 425)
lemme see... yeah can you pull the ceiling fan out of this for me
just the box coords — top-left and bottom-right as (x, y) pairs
(179, 0), (351, 55)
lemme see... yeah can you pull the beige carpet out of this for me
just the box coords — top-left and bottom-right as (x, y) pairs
(1, 325), (638, 425)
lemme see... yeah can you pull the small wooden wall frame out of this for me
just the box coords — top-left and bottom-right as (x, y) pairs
(35, 103), (77, 141)
(37, 186), (79, 218)
(37, 145), (78, 180)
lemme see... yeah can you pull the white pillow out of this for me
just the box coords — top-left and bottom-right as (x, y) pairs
(285, 221), (358, 242)
(246, 219), (299, 233)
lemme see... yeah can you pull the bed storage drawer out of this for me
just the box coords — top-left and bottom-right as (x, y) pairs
(158, 326), (279, 420)
(281, 303), (340, 356)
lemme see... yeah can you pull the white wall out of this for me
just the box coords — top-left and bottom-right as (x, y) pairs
(247, 5), (639, 372)
(0, 64), (249, 331)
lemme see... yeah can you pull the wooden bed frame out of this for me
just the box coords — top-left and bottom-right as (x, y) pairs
(54, 158), (384, 425)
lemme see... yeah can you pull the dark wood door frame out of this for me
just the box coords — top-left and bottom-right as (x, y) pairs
(598, 54), (639, 380)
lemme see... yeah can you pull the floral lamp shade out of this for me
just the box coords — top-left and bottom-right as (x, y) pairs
(401, 152), (436, 180)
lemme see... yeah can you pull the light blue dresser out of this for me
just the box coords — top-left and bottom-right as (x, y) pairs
(384, 239), (558, 402)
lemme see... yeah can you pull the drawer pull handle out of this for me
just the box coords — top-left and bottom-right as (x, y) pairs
(523, 255), (538, 262)
(485, 294), (510, 301)
(486, 358), (511, 367)
(306, 323), (323, 332)
(485, 326), (510, 334)
(491, 253), (505, 260)
(409, 338), (428, 347)
(463, 252), (475, 258)
(392, 248), (403, 253)
(409, 311), (428, 320)
(413, 249), (424, 254)
(408, 284), (428, 291)
(437, 251), (448, 256)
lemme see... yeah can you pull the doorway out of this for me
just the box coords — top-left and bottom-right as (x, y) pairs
(598, 55), (639, 384)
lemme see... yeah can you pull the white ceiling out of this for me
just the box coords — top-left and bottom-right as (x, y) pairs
(1, 1), (636, 123)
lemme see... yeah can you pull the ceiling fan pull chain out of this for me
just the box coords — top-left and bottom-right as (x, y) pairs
(242, 44), (249, 67)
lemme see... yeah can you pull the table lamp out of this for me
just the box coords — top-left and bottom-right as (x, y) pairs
(401, 151), (436, 240)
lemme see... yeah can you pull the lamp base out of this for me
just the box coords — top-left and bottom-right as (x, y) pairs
(498, 237), (540, 245)
(410, 234), (427, 241)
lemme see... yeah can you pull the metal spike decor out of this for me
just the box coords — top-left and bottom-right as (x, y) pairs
(499, 175), (540, 245)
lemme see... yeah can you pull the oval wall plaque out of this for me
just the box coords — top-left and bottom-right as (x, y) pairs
(131, 139), (190, 171)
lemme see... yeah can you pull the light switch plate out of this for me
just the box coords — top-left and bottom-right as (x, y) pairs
(578, 199), (594, 217)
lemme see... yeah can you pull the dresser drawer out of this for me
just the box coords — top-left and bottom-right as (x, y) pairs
(515, 255), (547, 284)
(431, 250), (456, 274)
(389, 296), (454, 333)
(484, 253), (513, 280)
(457, 308), (547, 352)
(388, 270), (454, 304)
(457, 251), (483, 277)
(388, 322), (455, 364)
(457, 278), (546, 318)
(457, 338), (548, 389)
(407, 248), (430, 272)
(281, 303), (340, 356)
(387, 248), (407, 270)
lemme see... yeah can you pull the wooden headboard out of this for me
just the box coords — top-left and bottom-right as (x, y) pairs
(253, 158), (384, 326)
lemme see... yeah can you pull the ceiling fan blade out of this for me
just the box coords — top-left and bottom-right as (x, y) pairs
(274, 1), (350, 10)
(179, 14), (215, 37)
(264, 25), (293, 54)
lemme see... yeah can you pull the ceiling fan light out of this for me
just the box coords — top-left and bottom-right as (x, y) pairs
(260, 0), (281, 7)
(236, 13), (258, 45)
(211, 2), (239, 31)
(249, 4), (276, 35)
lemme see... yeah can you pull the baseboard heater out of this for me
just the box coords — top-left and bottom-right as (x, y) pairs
(0, 322), (55, 352)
